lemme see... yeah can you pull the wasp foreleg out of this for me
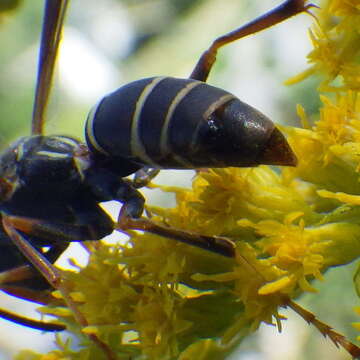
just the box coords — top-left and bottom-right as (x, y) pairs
(132, 167), (160, 189)
(114, 181), (236, 257)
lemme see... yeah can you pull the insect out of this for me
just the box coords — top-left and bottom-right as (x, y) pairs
(0, 0), (309, 355)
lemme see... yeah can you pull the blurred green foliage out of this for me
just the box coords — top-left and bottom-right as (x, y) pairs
(0, 0), (23, 13)
(0, 1), (43, 144)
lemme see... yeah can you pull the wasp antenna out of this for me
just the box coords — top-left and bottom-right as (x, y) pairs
(32, 0), (70, 135)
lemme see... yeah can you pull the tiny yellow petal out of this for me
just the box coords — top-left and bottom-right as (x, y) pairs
(318, 189), (360, 205)
(38, 307), (72, 317)
(69, 291), (85, 302)
(258, 276), (293, 295)
(82, 326), (99, 335)
(296, 104), (311, 129)
(51, 290), (63, 300)
(298, 277), (317, 293)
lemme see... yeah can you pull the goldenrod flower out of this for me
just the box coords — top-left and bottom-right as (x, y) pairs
(286, 0), (360, 91)
(18, 0), (360, 359)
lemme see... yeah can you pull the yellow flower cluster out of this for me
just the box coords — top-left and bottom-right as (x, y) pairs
(17, 0), (360, 359)
(286, 0), (360, 91)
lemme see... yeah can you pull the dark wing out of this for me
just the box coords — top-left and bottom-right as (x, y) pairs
(32, 0), (70, 135)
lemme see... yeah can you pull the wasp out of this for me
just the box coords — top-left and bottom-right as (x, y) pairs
(0, 0), (309, 352)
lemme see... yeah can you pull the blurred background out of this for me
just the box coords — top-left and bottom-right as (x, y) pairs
(0, 0), (358, 359)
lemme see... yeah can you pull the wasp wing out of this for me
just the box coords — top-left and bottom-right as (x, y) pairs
(32, 0), (70, 135)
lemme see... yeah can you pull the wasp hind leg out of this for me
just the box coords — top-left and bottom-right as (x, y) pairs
(190, 0), (314, 82)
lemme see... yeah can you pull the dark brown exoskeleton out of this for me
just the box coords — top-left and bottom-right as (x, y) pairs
(0, 0), (312, 358)
(85, 77), (295, 171)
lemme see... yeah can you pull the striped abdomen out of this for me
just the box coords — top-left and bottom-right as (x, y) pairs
(86, 76), (296, 176)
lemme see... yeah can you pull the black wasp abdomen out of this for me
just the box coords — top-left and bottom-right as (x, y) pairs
(86, 76), (296, 176)
(86, 76), (233, 169)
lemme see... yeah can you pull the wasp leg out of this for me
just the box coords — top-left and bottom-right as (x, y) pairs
(2, 216), (118, 360)
(2, 216), (65, 294)
(132, 167), (160, 189)
(0, 236), (65, 331)
(0, 280), (65, 331)
(0, 307), (64, 332)
(118, 216), (236, 258)
(0, 261), (49, 303)
(3, 216), (108, 243)
(1, 242), (68, 294)
(84, 174), (235, 257)
(190, 0), (314, 82)
(0, 265), (34, 285)
(113, 180), (236, 257)
(114, 179), (146, 220)
(2, 208), (113, 244)
(1, 283), (53, 304)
